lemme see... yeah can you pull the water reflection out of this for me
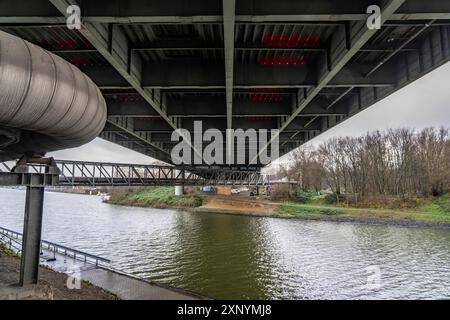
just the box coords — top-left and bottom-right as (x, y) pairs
(0, 189), (449, 299)
(168, 213), (281, 299)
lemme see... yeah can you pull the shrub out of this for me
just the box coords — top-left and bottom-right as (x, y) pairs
(434, 194), (450, 213)
(324, 193), (346, 204)
(290, 191), (313, 203)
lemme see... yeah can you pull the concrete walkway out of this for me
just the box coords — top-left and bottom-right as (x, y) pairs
(39, 250), (202, 300)
(0, 233), (202, 300)
(80, 268), (200, 300)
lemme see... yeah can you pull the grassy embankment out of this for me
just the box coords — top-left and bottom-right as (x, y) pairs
(107, 186), (450, 224)
(276, 193), (450, 223)
(108, 186), (203, 209)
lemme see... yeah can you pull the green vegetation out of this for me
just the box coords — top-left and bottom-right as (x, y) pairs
(276, 193), (450, 223)
(0, 242), (20, 257)
(278, 204), (339, 216)
(107, 185), (450, 225)
(323, 193), (347, 205)
(108, 187), (203, 209)
(290, 191), (314, 203)
(419, 193), (450, 215)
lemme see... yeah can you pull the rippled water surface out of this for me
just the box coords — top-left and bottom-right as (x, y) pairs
(1, 189), (449, 299)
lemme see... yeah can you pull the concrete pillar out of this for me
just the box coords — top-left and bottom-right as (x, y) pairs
(19, 186), (45, 286)
(174, 169), (185, 196)
(175, 185), (184, 196)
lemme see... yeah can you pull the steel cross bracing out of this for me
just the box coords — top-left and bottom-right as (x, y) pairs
(2, 1), (450, 164)
(0, 159), (269, 187)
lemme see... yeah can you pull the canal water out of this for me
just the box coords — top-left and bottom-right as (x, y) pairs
(0, 188), (449, 299)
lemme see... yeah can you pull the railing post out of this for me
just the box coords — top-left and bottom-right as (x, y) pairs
(19, 185), (45, 286)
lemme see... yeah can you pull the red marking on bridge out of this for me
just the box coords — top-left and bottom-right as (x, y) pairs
(258, 54), (306, 67)
(56, 38), (76, 49)
(249, 94), (285, 102)
(67, 58), (94, 67)
(105, 95), (145, 102)
(40, 38), (94, 51)
(262, 33), (320, 48)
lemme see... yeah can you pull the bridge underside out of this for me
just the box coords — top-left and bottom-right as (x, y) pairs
(1, 0), (450, 168)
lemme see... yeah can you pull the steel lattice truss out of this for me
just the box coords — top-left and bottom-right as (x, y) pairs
(0, 160), (269, 187)
(1, 0), (450, 168)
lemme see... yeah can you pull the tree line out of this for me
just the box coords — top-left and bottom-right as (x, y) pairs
(281, 127), (449, 200)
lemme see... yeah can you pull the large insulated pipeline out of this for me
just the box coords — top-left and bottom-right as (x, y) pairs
(0, 30), (107, 161)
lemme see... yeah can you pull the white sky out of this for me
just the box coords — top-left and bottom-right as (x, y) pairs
(50, 61), (450, 165)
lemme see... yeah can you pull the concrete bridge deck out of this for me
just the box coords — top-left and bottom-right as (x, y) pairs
(1, 0), (450, 167)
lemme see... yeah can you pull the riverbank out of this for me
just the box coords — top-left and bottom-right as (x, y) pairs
(188, 200), (450, 229)
(274, 202), (450, 228)
(108, 186), (203, 209)
(0, 244), (117, 300)
(196, 194), (450, 228)
(277, 193), (450, 221)
(108, 187), (450, 228)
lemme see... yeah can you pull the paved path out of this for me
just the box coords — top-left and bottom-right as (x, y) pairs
(39, 250), (202, 300)
(80, 268), (200, 300)
(1, 233), (202, 300)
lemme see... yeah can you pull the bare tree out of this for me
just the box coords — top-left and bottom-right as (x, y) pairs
(279, 127), (449, 201)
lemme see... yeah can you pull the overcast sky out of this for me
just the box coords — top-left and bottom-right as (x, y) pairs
(50, 61), (450, 165)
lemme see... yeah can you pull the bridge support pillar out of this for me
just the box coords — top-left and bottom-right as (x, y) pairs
(9, 156), (59, 287)
(175, 185), (184, 196)
(19, 185), (45, 286)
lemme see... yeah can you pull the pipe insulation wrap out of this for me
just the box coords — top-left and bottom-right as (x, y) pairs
(0, 30), (107, 160)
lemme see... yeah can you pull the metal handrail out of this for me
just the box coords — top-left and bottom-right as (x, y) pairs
(0, 233), (22, 253)
(2, 159), (271, 187)
(0, 226), (111, 266)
